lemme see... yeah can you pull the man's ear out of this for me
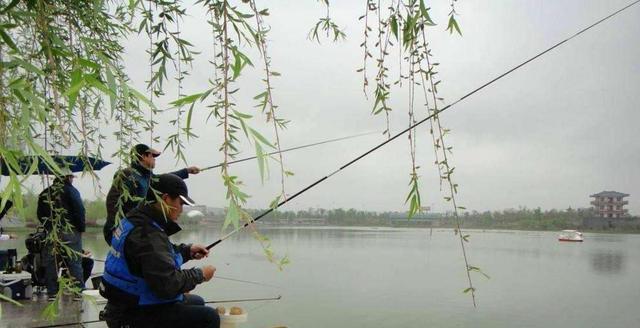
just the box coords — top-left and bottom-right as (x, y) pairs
(160, 194), (175, 206)
(158, 194), (171, 219)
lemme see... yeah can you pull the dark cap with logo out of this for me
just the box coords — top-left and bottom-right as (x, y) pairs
(133, 143), (161, 159)
(147, 173), (196, 206)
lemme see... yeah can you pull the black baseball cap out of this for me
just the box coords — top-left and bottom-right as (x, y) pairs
(147, 173), (196, 206)
(133, 143), (161, 158)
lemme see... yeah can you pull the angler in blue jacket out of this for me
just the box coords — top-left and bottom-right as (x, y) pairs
(37, 170), (86, 300)
(101, 173), (218, 328)
(103, 143), (200, 244)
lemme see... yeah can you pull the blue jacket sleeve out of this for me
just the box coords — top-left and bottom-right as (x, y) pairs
(175, 243), (193, 262)
(67, 185), (86, 232)
(169, 168), (189, 179)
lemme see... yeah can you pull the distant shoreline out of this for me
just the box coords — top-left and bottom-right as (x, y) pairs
(4, 223), (637, 235)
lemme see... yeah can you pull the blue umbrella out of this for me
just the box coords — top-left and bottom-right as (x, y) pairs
(0, 155), (111, 176)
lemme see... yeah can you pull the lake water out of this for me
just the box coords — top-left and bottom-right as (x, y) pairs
(2, 227), (639, 327)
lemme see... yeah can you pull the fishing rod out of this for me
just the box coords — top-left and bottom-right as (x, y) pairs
(204, 294), (282, 304)
(206, 0), (640, 250)
(34, 319), (103, 328)
(90, 270), (280, 289)
(33, 296), (283, 328)
(200, 131), (379, 171)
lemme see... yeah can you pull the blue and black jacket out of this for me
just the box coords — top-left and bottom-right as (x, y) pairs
(36, 178), (86, 233)
(101, 205), (204, 306)
(103, 162), (189, 244)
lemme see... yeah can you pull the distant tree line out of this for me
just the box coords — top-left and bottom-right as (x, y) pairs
(11, 192), (106, 227)
(8, 196), (639, 232)
(447, 207), (592, 230)
(246, 206), (639, 232)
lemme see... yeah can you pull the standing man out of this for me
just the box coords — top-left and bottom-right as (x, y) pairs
(0, 200), (14, 240)
(100, 173), (219, 328)
(104, 144), (200, 244)
(37, 170), (86, 300)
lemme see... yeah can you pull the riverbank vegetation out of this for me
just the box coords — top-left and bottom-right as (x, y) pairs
(7, 195), (638, 233)
(249, 207), (640, 232)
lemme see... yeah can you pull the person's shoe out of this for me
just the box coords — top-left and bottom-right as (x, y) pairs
(47, 295), (56, 302)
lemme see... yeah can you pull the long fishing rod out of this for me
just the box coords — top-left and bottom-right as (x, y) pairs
(204, 294), (282, 304)
(33, 296), (283, 328)
(89, 270), (279, 288)
(200, 131), (379, 171)
(34, 319), (103, 328)
(206, 0), (640, 250)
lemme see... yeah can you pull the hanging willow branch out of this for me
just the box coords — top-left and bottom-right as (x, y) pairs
(360, 0), (480, 306)
(0, 0), (476, 314)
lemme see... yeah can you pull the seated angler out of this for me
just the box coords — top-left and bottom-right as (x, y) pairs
(100, 173), (219, 328)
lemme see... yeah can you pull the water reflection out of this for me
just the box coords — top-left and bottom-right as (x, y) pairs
(590, 251), (625, 274)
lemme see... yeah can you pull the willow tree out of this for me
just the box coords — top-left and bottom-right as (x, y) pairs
(0, 0), (483, 310)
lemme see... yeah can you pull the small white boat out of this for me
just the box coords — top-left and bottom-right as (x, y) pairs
(558, 230), (583, 242)
(186, 210), (204, 218)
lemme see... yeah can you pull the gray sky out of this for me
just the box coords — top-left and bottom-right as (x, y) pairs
(39, 0), (640, 214)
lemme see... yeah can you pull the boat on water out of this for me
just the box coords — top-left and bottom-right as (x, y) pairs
(558, 230), (584, 242)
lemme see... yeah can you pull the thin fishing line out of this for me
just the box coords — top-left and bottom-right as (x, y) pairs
(206, 0), (640, 250)
(244, 297), (279, 314)
(215, 275), (282, 289)
(200, 131), (379, 171)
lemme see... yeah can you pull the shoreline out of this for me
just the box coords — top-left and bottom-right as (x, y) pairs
(3, 224), (639, 235)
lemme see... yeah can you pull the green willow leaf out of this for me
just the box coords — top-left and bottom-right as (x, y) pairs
(170, 93), (203, 107)
(269, 195), (282, 209)
(419, 0), (436, 26)
(12, 57), (45, 75)
(84, 75), (115, 96)
(0, 0), (21, 14)
(66, 69), (85, 110)
(77, 58), (101, 70)
(249, 127), (275, 149)
(223, 200), (241, 231)
(446, 16), (462, 35)
(0, 290), (22, 306)
(105, 66), (117, 112)
(255, 140), (266, 183)
(0, 27), (17, 51)
(390, 15), (399, 41)
(129, 87), (155, 108)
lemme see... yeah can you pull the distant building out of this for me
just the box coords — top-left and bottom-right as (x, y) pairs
(590, 191), (629, 218)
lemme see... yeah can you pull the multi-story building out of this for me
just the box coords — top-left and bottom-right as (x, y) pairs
(590, 191), (629, 218)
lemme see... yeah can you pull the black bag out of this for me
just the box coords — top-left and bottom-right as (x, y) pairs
(25, 226), (47, 254)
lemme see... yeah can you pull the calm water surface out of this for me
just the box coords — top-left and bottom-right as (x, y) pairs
(4, 227), (639, 327)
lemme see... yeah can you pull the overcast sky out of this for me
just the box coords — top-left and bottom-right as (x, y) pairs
(24, 0), (640, 215)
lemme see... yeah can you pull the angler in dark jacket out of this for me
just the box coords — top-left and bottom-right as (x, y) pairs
(103, 143), (200, 244)
(101, 173), (218, 328)
(37, 171), (86, 299)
